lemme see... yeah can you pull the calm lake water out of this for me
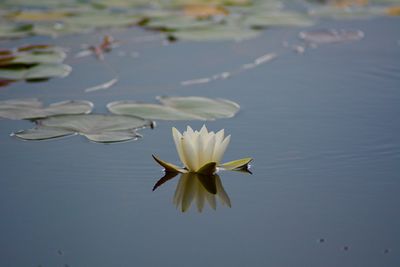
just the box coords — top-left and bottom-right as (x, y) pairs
(1, 16), (399, 267)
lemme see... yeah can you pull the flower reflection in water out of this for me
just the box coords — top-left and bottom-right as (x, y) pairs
(153, 172), (232, 212)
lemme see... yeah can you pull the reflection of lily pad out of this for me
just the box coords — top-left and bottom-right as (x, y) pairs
(15, 114), (153, 143)
(0, 99), (93, 120)
(107, 96), (240, 121)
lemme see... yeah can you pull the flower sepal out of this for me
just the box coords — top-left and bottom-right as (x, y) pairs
(153, 154), (252, 175)
(218, 157), (253, 171)
(152, 154), (188, 173)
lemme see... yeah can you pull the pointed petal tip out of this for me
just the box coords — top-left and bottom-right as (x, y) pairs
(152, 154), (183, 173)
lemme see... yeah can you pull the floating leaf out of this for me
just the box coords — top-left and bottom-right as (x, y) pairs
(158, 96), (240, 120)
(0, 45), (71, 85)
(13, 127), (74, 140)
(6, 45), (66, 65)
(0, 63), (71, 81)
(171, 24), (260, 41)
(242, 11), (314, 28)
(183, 4), (229, 18)
(0, 24), (33, 39)
(14, 114), (152, 143)
(145, 15), (215, 31)
(107, 96), (240, 121)
(8, 10), (72, 22)
(0, 99), (93, 120)
(299, 29), (364, 44)
(107, 102), (204, 120)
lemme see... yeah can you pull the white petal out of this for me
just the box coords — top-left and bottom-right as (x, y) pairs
(181, 135), (199, 171)
(172, 127), (187, 167)
(199, 124), (208, 135)
(212, 129), (224, 157)
(203, 133), (216, 164)
(186, 126), (194, 135)
(212, 135), (230, 163)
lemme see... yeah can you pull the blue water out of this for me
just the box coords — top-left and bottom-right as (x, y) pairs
(0, 17), (399, 266)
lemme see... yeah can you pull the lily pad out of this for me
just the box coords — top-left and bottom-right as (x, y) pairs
(0, 63), (71, 81)
(107, 96), (240, 121)
(3, 45), (67, 65)
(0, 45), (71, 84)
(0, 99), (93, 120)
(14, 114), (153, 143)
(0, 24), (33, 39)
(299, 29), (364, 44)
(171, 24), (260, 41)
(158, 96), (240, 120)
(13, 127), (74, 140)
(242, 11), (314, 28)
(145, 15), (217, 31)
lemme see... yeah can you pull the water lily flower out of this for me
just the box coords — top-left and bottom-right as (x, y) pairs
(153, 125), (252, 174)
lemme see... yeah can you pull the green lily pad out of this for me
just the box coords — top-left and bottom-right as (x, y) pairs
(0, 63), (71, 81)
(299, 29), (364, 44)
(14, 114), (153, 143)
(0, 45), (71, 83)
(158, 96), (240, 120)
(145, 15), (216, 31)
(107, 102), (204, 120)
(0, 24), (33, 39)
(171, 24), (260, 41)
(6, 45), (66, 65)
(242, 11), (314, 28)
(107, 96), (240, 121)
(13, 127), (74, 140)
(0, 99), (93, 120)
